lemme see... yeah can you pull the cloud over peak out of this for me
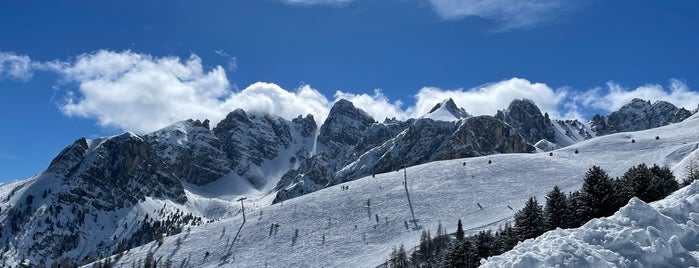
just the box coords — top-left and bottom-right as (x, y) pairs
(4, 50), (698, 133)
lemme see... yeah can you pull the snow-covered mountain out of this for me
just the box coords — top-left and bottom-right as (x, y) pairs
(0, 97), (696, 267)
(274, 99), (533, 203)
(591, 98), (693, 136)
(85, 106), (699, 268)
(422, 98), (470, 121)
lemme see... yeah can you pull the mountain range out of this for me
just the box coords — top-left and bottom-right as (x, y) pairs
(0, 97), (695, 267)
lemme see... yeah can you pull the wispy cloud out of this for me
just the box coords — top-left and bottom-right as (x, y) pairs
(214, 50), (238, 72)
(4, 50), (698, 133)
(0, 51), (33, 80)
(280, 0), (579, 30)
(280, 0), (353, 6)
(427, 0), (577, 30)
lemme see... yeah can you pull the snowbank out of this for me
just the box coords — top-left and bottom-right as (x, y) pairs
(482, 182), (699, 267)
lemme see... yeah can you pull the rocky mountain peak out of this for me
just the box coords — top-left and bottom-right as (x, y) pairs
(590, 98), (692, 135)
(495, 99), (555, 144)
(318, 99), (376, 147)
(424, 98), (470, 121)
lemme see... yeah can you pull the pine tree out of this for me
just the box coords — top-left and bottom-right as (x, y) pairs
(650, 164), (679, 200)
(514, 197), (545, 240)
(621, 163), (655, 202)
(442, 239), (477, 268)
(456, 219), (465, 241)
(544, 186), (569, 230)
(389, 244), (408, 268)
(581, 166), (615, 218)
(474, 230), (495, 260)
(494, 222), (519, 254)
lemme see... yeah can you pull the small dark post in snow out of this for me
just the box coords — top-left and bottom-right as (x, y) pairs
(507, 205), (513, 211)
(404, 220), (409, 230)
(477, 203), (483, 210)
(403, 166), (419, 229)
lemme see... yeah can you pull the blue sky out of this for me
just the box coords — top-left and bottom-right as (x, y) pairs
(1, 0), (698, 182)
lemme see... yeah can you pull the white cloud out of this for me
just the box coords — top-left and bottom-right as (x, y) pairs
(223, 83), (331, 124)
(4, 50), (698, 133)
(414, 78), (566, 118)
(334, 89), (408, 121)
(0, 51), (33, 80)
(428, 0), (574, 29)
(59, 50), (231, 133)
(570, 79), (699, 114)
(54, 50), (337, 133)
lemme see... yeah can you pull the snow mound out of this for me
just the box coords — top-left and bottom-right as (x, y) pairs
(482, 182), (699, 267)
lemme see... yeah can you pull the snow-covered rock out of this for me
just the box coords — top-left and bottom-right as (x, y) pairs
(422, 98), (470, 121)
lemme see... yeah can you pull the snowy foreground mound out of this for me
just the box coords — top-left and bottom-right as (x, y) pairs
(483, 182), (699, 267)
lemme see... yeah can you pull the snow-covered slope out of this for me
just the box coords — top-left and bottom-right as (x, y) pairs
(482, 182), (699, 267)
(93, 112), (699, 268)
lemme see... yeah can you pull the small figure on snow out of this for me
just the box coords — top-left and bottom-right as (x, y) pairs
(477, 203), (483, 210)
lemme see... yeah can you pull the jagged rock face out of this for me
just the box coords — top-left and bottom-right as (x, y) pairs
(347, 119), (414, 164)
(317, 99), (377, 163)
(273, 156), (331, 203)
(277, 114), (533, 203)
(55, 133), (186, 211)
(590, 98), (692, 135)
(213, 109), (299, 187)
(435, 116), (533, 160)
(292, 114), (317, 139)
(146, 119), (231, 186)
(496, 99), (555, 144)
(46, 137), (89, 178)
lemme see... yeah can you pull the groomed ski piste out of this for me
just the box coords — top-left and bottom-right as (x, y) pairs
(93, 115), (699, 267)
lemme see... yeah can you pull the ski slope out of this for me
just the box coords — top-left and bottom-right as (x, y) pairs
(96, 117), (699, 267)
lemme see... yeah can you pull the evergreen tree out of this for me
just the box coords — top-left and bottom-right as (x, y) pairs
(650, 164), (679, 200)
(144, 251), (154, 268)
(494, 222), (518, 254)
(621, 164), (655, 202)
(514, 197), (545, 240)
(544, 186), (569, 230)
(456, 219), (465, 241)
(474, 230), (495, 260)
(442, 239), (477, 268)
(581, 166), (615, 218)
(568, 190), (591, 227)
(389, 244), (409, 268)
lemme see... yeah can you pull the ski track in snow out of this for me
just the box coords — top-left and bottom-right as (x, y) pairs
(67, 117), (699, 268)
